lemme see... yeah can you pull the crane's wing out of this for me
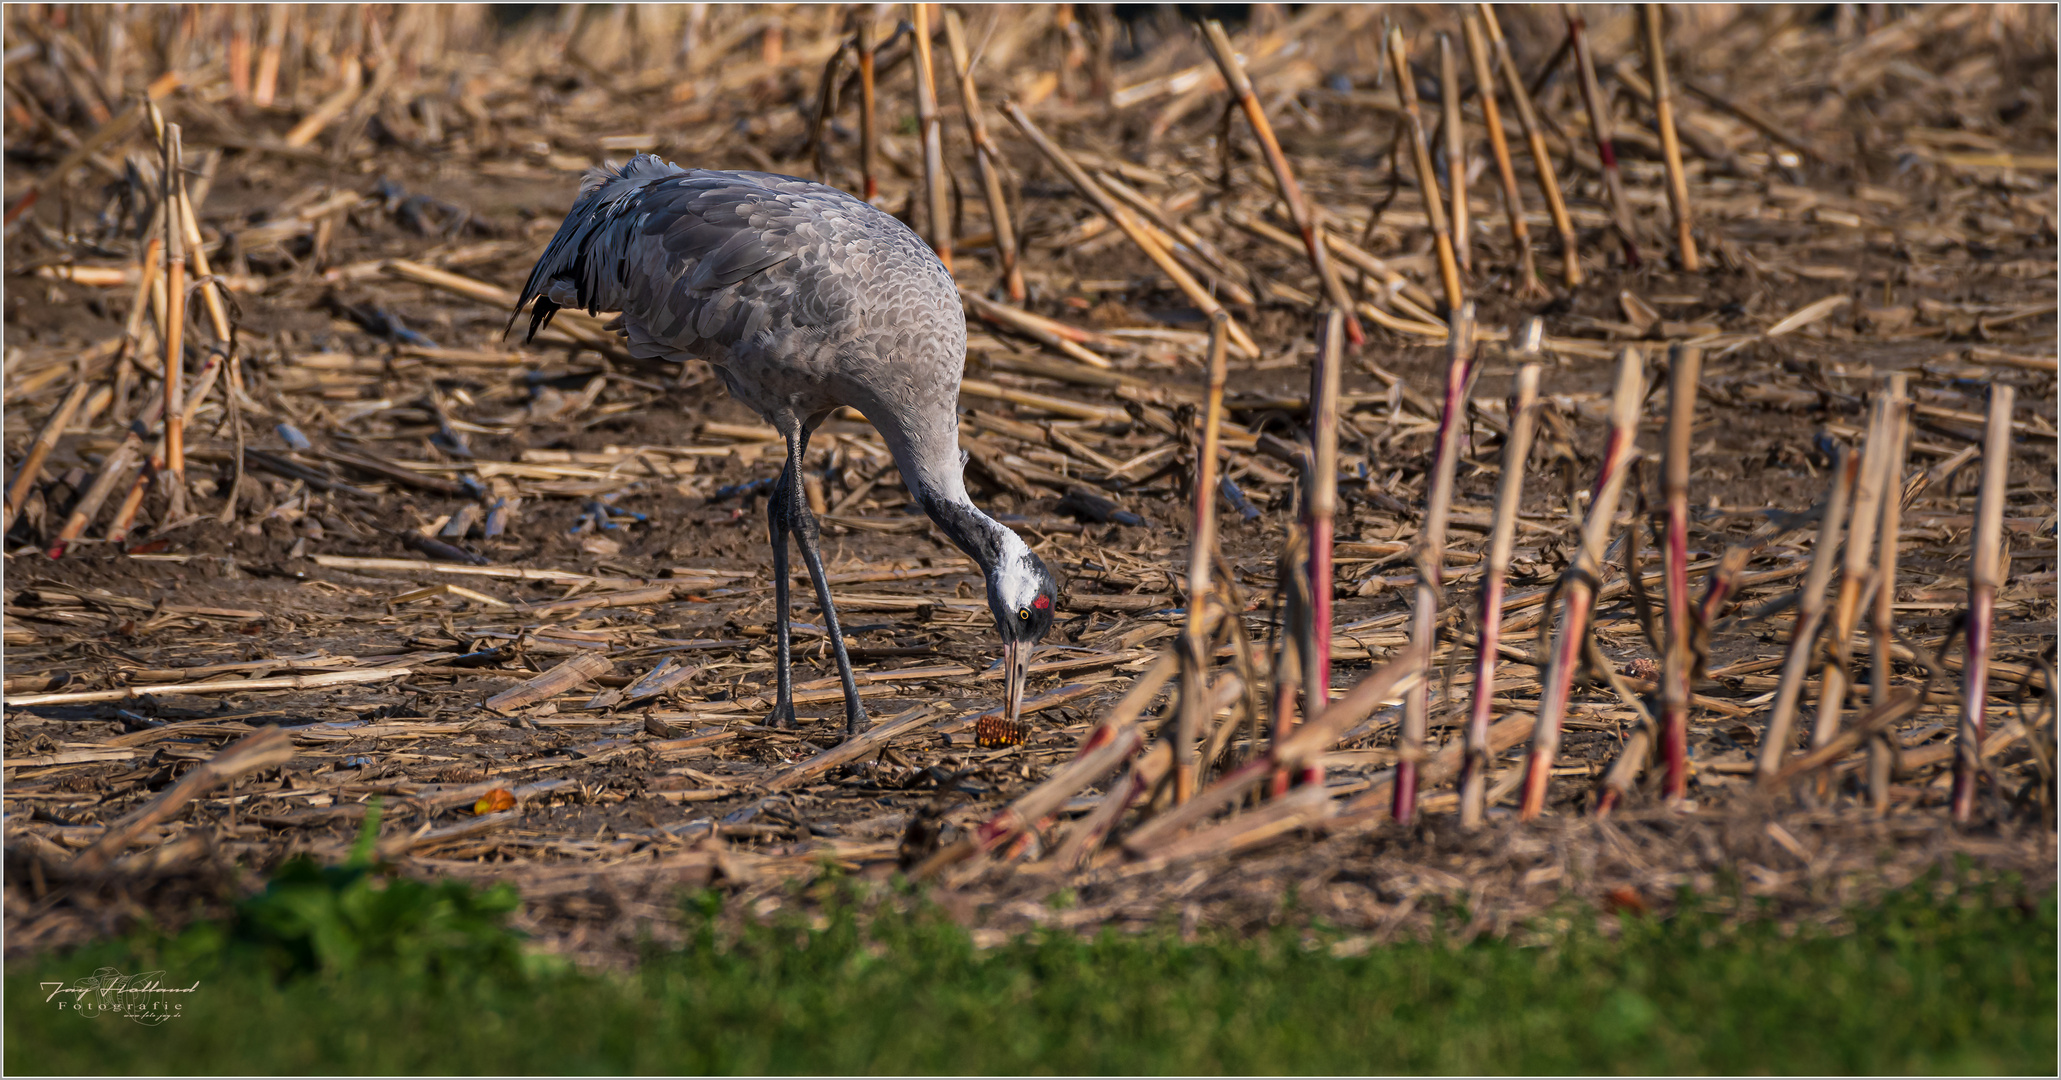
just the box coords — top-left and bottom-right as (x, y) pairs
(513, 157), (880, 355)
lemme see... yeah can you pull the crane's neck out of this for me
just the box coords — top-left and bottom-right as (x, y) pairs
(916, 482), (1031, 584)
(869, 399), (1034, 590)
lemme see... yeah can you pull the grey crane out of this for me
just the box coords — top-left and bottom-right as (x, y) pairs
(510, 155), (1057, 740)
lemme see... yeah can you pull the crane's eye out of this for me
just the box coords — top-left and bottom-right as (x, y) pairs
(1017, 608), (1031, 621)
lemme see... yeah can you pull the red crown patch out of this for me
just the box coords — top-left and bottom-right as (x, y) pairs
(1032, 594), (1051, 611)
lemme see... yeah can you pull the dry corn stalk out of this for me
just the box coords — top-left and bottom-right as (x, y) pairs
(1397, 303), (1475, 822)
(1003, 101), (1256, 357)
(1438, 33), (1470, 276)
(1199, 19), (1362, 346)
(1480, 4), (1582, 287)
(1756, 448), (1857, 785)
(1386, 27), (1464, 313)
(159, 117), (188, 517)
(1461, 361), (1541, 827)
(1565, 5), (1640, 266)
(943, 9), (1024, 301)
(1868, 374), (1913, 813)
(1641, 4), (1698, 271)
(1659, 344), (1702, 800)
(857, 13), (879, 201)
(1461, 11), (1542, 297)
(1956, 384), (2015, 821)
(1300, 308), (1347, 791)
(1176, 313), (1232, 803)
(909, 3), (951, 271)
(4, 381), (92, 535)
(1815, 394), (1896, 769)
(71, 727), (296, 873)
(1521, 349), (1644, 820)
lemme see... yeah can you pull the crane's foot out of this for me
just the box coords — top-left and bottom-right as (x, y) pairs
(765, 699), (798, 729)
(843, 702), (870, 742)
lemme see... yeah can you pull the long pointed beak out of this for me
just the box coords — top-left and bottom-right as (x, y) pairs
(1003, 638), (1032, 726)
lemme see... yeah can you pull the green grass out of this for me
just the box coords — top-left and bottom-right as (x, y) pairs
(8, 868), (2054, 1076)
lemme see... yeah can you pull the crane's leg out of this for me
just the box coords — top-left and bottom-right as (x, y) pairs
(766, 447), (799, 729)
(783, 422), (869, 739)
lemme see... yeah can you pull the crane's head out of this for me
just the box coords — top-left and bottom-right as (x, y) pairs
(987, 538), (1057, 726)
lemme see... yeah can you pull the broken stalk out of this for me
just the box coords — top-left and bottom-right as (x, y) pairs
(1199, 20), (1362, 346)
(1659, 343), (1702, 800)
(1461, 11), (1542, 297)
(1461, 360), (1541, 827)
(160, 119), (188, 519)
(1397, 302), (1476, 823)
(1755, 447), (1859, 784)
(1301, 308), (1346, 790)
(1955, 384), (2015, 822)
(1520, 349), (1645, 820)
(1868, 373), (1912, 813)
(1480, 4), (1582, 287)
(1815, 394), (1896, 783)
(1641, 3), (1698, 270)
(858, 13), (878, 201)
(1565, 5), (1641, 266)
(1177, 313), (1232, 804)
(910, 3), (951, 271)
(1386, 27), (1465, 313)
(943, 8), (1025, 302)
(1438, 32), (1469, 275)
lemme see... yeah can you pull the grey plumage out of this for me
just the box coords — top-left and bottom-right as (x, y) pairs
(514, 157), (964, 498)
(513, 156), (1055, 739)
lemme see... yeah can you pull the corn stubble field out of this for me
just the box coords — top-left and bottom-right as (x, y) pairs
(2, 2), (2055, 971)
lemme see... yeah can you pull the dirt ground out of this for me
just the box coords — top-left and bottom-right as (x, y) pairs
(3, 4), (2056, 962)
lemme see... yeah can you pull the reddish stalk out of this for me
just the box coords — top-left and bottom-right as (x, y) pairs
(1438, 33), (1469, 276)
(160, 120), (188, 518)
(1301, 308), (1346, 789)
(1695, 547), (1752, 644)
(1596, 725), (1654, 816)
(1659, 343), (1703, 800)
(1460, 361), (1542, 828)
(1480, 5), (1582, 287)
(857, 14), (878, 202)
(1519, 349), (1645, 820)
(1641, 4), (1698, 271)
(1955, 384), (2015, 822)
(1269, 522), (1308, 799)
(943, 9), (1025, 302)
(1131, 644), (1427, 854)
(1199, 20), (1362, 346)
(1052, 741), (1169, 872)
(1396, 302), (1476, 823)
(1386, 27), (1464, 313)
(910, 4), (951, 271)
(1868, 374), (1912, 814)
(1564, 6), (1640, 266)
(1461, 11), (1541, 298)
(1176, 313), (1232, 804)
(1755, 448), (1859, 784)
